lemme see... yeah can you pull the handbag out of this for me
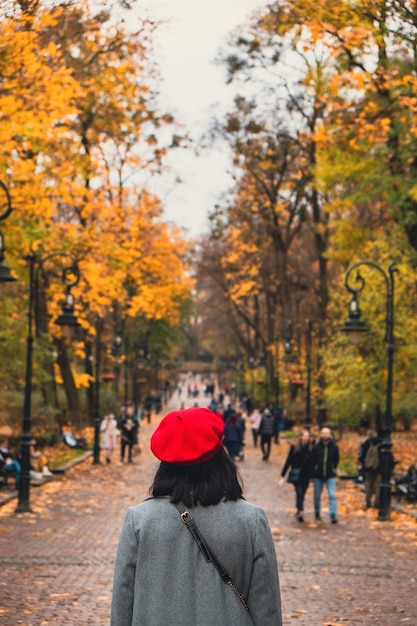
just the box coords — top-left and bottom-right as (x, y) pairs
(173, 502), (250, 613)
(287, 468), (301, 483)
(287, 445), (310, 484)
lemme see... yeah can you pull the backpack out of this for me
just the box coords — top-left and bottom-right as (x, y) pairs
(364, 442), (379, 470)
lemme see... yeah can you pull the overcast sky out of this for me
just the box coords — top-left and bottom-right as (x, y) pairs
(137, 0), (268, 237)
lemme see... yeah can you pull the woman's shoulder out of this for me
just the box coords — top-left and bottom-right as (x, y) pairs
(123, 498), (270, 541)
(215, 498), (268, 524)
(129, 497), (263, 518)
(133, 496), (169, 509)
(125, 497), (173, 523)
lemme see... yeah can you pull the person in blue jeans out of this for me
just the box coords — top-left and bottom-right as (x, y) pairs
(311, 427), (339, 523)
(0, 438), (21, 486)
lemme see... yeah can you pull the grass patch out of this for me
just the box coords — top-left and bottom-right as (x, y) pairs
(47, 444), (90, 470)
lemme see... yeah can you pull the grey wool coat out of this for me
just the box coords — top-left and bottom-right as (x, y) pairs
(110, 497), (282, 626)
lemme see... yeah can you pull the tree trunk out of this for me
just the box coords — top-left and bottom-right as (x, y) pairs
(55, 336), (83, 428)
(34, 278), (61, 429)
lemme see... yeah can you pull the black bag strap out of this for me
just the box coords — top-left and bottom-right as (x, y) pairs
(173, 502), (249, 612)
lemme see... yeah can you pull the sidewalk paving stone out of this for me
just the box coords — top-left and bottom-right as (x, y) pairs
(0, 386), (416, 625)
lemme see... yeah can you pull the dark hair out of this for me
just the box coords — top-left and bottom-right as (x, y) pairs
(151, 446), (244, 507)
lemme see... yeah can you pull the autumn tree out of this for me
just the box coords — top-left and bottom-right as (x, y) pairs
(196, 5), (337, 407)
(292, 0), (417, 256)
(197, 0), (417, 421)
(0, 0), (193, 430)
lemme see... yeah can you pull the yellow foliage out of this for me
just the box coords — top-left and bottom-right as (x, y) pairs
(0, 0), (192, 410)
(73, 372), (94, 389)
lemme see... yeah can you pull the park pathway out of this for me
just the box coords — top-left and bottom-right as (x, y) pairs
(0, 378), (416, 625)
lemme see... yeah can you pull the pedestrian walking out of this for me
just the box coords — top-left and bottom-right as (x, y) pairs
(223, 410), (243, 461)
(249, 407), (262, 447)
(222, 403), (235, 422)
(100, 413), (119, 463)
(111, 406), (282, 626)
(118, 407), (137, 463)
(258, 407), (275, 460)
(280, 429), (312, 522)
(358, 429), (382, 508)
(311, 427), (339, 523)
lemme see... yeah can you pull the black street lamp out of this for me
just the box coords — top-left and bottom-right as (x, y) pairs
(111, 329), (123, 393)
(111, 325), (129, 411)
(112, 332), (123, 359)
(282, 323), (297, 366)
(0, 180), (16, 283)
(124, 335), (129, 409)
(16, 252), (80, 513)
(92, 318), (122, 465)
(342, 260), (397, 522)
(305, 319), (313, 430)
(92, 316), (104, 465)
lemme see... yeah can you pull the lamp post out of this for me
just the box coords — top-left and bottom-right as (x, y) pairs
(16, 252), (80, 513)
(282, 323), (297, 366)
(305, 319), (313, 431)
(342, 260), (397, 521)
(112, 325), (129, 411)
(112, 329), (123, 391)
(91, 316), (104, 465)
(124, 335), (129, 409)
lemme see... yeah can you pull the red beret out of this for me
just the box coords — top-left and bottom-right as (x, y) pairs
(151, 407), (224, 465)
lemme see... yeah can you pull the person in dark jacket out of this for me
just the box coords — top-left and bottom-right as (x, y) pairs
(223, 411), (243, 461)
(358, 429), (382, 509)
(258, 408), (275, 461)
(311, 427), (339, 523)
(118, 406), (138, 463)
(280, 430), (312, 522)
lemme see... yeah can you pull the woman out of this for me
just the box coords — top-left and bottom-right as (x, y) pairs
(249, 406), (262, 447)
(29, 437), (53, 477)
(100, 413), (119, 463)
(281, 429), (312, 522)
(111, 407), (282, 626)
